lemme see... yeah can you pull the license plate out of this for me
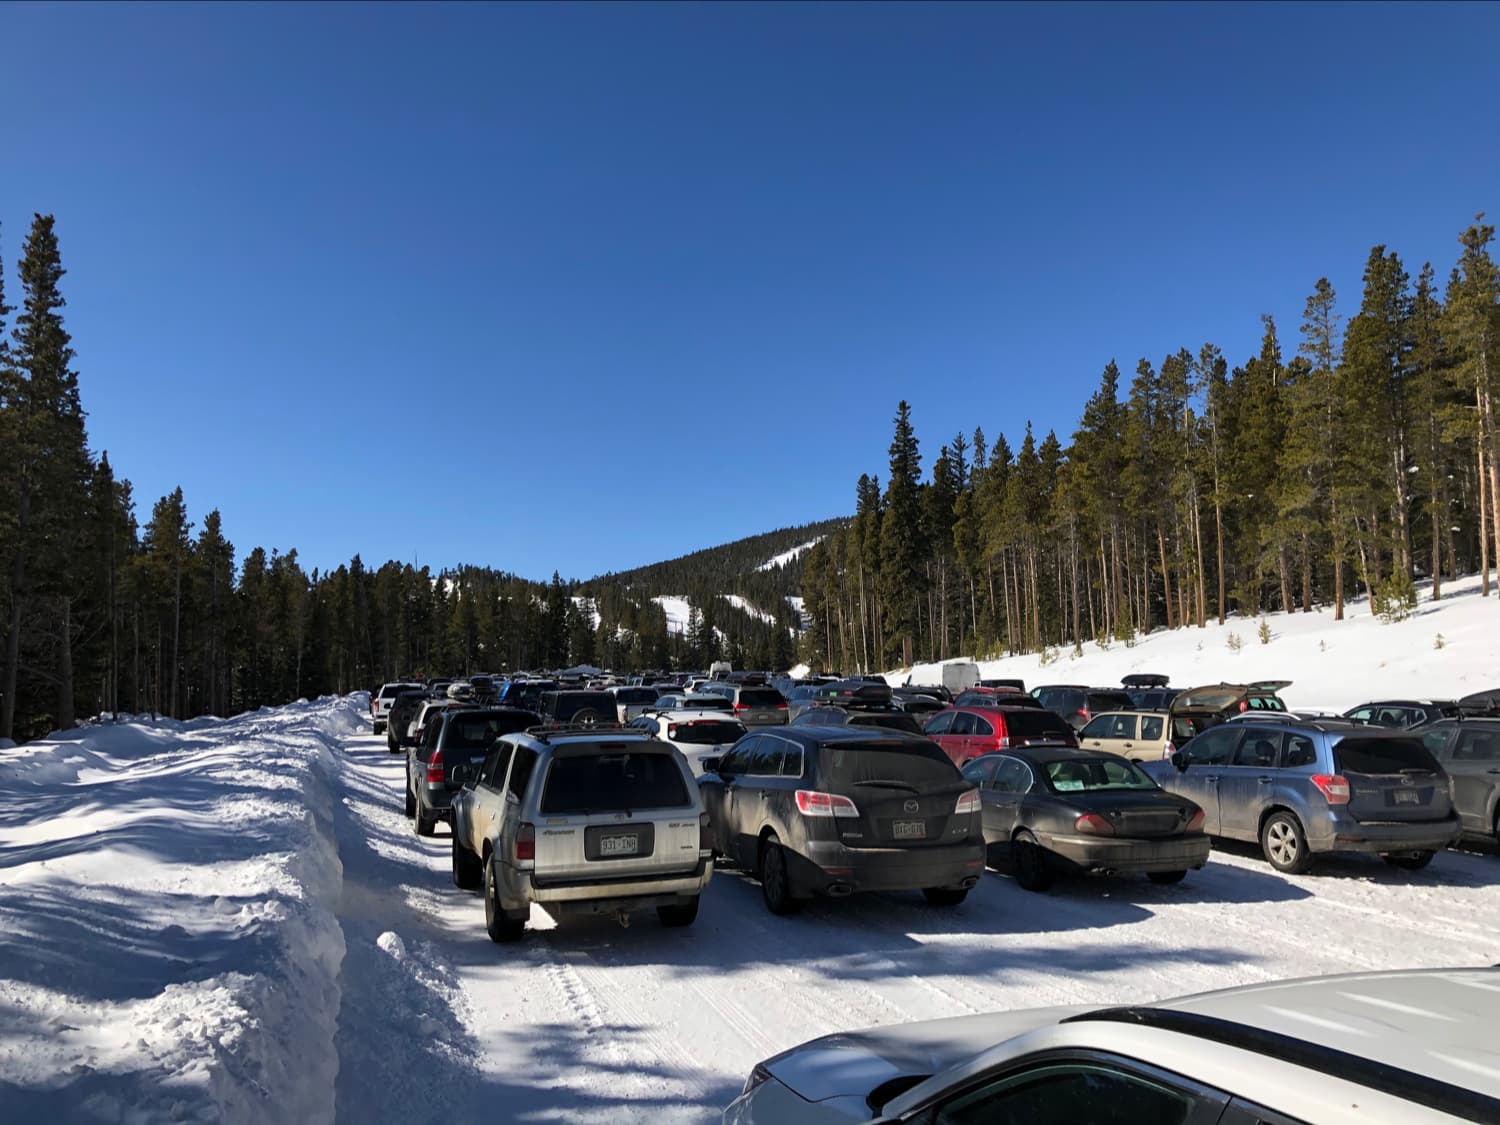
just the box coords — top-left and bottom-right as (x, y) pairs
(892, 820), (926, 840)
(599, 834), (639, 856)
(1393, 789), (1420, 805)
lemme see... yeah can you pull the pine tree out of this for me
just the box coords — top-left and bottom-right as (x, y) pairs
(1446, 217), (1500, 592)
(878, 402), (925, 666)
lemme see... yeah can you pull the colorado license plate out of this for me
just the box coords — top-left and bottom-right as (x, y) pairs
(600, 834), (639, 856)
(1393, 789), (1420, 805)
(892, 820), (926, 840)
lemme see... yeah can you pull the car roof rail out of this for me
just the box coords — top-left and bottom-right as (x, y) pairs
(522, 722), (636, 742)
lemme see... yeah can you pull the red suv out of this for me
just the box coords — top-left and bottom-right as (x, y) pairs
(922, 705), (1077, 766)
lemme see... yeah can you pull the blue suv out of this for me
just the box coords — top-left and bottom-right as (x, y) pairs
(1144, 718), (1460, 873)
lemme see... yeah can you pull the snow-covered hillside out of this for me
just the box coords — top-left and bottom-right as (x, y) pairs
(755, 537), (823, 572)
(901, 573), (1500, 711)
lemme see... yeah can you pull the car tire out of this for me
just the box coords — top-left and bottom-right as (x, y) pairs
(484, 853), (525, 943)
(452, 834), (482, 890)
(1147, 870), (1187, 885)
(1261, 811), (1313, 874)
(374, 721), (385, 735)
(758, 835), (801, 916)
(921, 887), (968, 907)
(414, 803), (436, 837)
(1383, 851), (1435, 871)
(1013, 830), (1053, 892)
(403, 783), (415, 818)
(657, 898), (700, 927)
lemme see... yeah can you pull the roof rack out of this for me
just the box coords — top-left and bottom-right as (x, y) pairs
(522, 722), (635, 742)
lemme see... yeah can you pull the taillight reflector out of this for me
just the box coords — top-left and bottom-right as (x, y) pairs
(795, 789), (860, 818)
(1311, 774), (1351, 805)
(515, 822), (535, 861)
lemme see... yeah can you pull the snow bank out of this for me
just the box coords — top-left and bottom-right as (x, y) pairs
(0, 696), (366, 1124)
(900, 573), (1500, 712)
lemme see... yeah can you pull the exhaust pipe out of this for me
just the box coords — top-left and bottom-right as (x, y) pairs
(826, 883), (854, 897)
(959, 876), (979, 890)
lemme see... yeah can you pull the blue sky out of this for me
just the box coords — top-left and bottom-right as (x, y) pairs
(2, 2), (1496, 582)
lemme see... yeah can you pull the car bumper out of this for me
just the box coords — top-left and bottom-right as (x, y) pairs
(1034, 831), (1212, 873)
(416, 781), (455, 815)
(1306, 811), (1462, 855)
(512, 858), (713, 914)
(795, 839), (986, 896)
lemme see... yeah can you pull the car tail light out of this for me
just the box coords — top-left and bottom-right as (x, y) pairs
(1075, 813), (1115, 836)
(795, 789), (860, 818)
(997, 736), (1011, 749)
(1077, 708), (1090, 722)
(955, 789), (980, 815)
(1311, 774), (1351, 805)
(515, 822), (535, 862)
(699, 811), (713, 852)
(1163, 740), (1176, 759)
(733, 703), (749, 712)
(1184, 807), (1205, 833)
(776, 702), (788, 710)
(426, 748), (445, 783)
(667, 724), (680, 739)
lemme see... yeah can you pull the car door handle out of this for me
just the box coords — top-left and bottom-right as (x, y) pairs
(1122, 743), (1133, 749)
(1257, 777), (1273, 784)
(1206, 777), (1218, 785)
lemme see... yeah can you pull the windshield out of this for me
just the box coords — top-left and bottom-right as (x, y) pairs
(1043, 757), (1158, 792)
(821, 742), (959, 790)
(1334, 737), (1442, 775)
(1001, 711), (1073, 738)
(739, 688), (785, 708)
(540, 752), (690, 814)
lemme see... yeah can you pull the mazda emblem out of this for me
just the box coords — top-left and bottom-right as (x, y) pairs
(1400, 775), (1414, 786)
(903, 799), (920, 814)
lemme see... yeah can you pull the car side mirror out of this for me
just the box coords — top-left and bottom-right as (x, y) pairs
(504, 789), (520, 805)
(701, 757), (721, 775)
(451, 764), (474, 788)
(1171, 751), (1188, 772)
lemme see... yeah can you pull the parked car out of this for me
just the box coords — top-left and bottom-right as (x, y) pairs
(783, 684), (823, 721)
(1458, 688), (1500, 716)
(790, 706), (925, 736)
(954, 688), (1045, 709)
(628, 710), (748, 776)
(960, 748), (1209, 890)
(1168, 680), (1291, 737)
(499, 679), (557, 712)
(448, 727), (712, 941)
(537, 690), (618, 728)
(652, 692), (734, 713)
(698, 682), (789, 727)
(891, 688), (946, 716)
(723, 967), (1500, 1125)
(1344, 699), (1460, 729)
(386, 688), (432, 754)
(1417, 718), (1500, 846)
(1123, 672), (1178, 711)
(698, 727), (984, 914)
(371, 681), (422, 734)
(409, 697), (464, 748)
(976, 677), (1026, 691)
(938, 661), (980, 695)
(1077, 710), (1177, 761)
(1033, 684), (1136, 731)
(405, 707), (538, 836)
(1143, 718), (1460, 873)
(607, 685), (661, 722)
(923, 705), (1076, 767)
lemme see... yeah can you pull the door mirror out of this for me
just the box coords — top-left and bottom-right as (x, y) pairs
(451, 764), (475, 788)
(1171, 751), (1188, 772)
(700, 757), (721, 775)
(504, 789), (520, 805)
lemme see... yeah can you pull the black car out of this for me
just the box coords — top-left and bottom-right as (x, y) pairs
(954, 689), (1046, 710)
(1123, 674), (1178, 711)
(891, 688), (946, 716)
(1345, 699), (1461, 729)
(538, 690), (618, 727)
(500, 679), (557, 712)
(405, 707), (539, 835)
(960, 747), (1210, 891)
(386, 689), (432, 754)
(1418, 719), (1500, 846)
(977, 678), (1026, 692)
(1033, 685), (1137, 731)
(790, 706), (925, 736)
(810, 679), (893, 710)
(1459, 689), (1500, 717)
(698, 728), (984, 914)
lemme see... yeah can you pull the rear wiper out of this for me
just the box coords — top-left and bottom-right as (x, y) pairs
(854, 779), (920, 792)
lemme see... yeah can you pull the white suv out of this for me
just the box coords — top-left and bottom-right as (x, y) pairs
(628, 710), (748, 775)
(371, 681), (421, 734)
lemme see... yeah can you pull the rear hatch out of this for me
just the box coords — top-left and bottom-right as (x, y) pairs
(997, 709), (1076, 748)
(1333, 736), (1453, 823)
(436, 711), (535, 787)
(820, 741), (972, 848)
(735, 687), (789, 726)
(533, 744), (702, 881)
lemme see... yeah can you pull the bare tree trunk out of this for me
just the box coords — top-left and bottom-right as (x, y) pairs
(1478, 418), (1491, 597)
(0, 488), (29, 740)
(170, 560), (182, 719)
(1278, 545), (1293, 616)
(1156, 523), (1175, 631)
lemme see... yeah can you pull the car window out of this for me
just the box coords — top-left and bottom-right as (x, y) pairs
(929, 1061), (1199, 1125)
(1043, 757), (1157, 792)
(781, 748), (804, 778)
(972, 715), (995, 737)
(747, 738), (785, 776)
(1183, 726), (1239, 766)
(993, 757), (1033, 794)
(1232, 734), (1280, 768)
(1140, 715), (1164, 741)
(1089, 692), (1135, 713)
(669, 718), (745, 744)
(1109, 714), (1137, 740)
(718, 736), (757, 774)
(1333, 737), (1441, 776)
(852, 713), (925, 736)
(1348, 707), (1374, 722)
(1453, 728), (1500, 762)
(483, 743), (514, 789)
(740, 688), (785, 708)
(925, 711), (955, 735)
(1281, 734), (1317, 768)
(820, 742), (959, 788)
(539, 751), (690, 814)
(960, 758), (996, 786)
(506, 746), (538, 799)
(1080, 716), (1112, 740)
(951, 712), (977, 736)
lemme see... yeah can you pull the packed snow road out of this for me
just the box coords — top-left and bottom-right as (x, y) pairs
(329, 725), (1500, 1124)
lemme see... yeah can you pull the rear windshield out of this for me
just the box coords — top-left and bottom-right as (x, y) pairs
(540, 752), (690, 814)
(1000, 711), (1074, 738)
(1087, 691), (1134, 710)
(1334, 737), (1442, 776)
(381, 683), (419, 698)
(1044, 758), (1157, 792)
(446, 713), (533, 750)
(670, 720), (745, 745)
(849, 713), (924, 735)
(739, 688), (785, 708)
(551, 694), (616, 719)
(616, 688), (659, 704)
(820, 741), (960, 790)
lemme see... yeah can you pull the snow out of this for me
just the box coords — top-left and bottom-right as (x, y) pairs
(652, 595), (693, 636)
(571, 595), (601, 631)
(755, 538), (823, 572)
(786, 595), (810, 630)
(902, 573), (1500, 712)
(722, 594), (775, 625)
(8, 594), (1500, 1122)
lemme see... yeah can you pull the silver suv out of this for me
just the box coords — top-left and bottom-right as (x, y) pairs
(448, 727), (713, 942)
(1144, 718), (1460, 873)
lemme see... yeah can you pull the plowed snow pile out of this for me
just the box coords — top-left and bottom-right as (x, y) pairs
(0, 697), (364, 1125)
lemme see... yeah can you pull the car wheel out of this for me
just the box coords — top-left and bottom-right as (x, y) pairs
(1148, 870), (1187, 885)
(657, 898), (700, 927)
(414, 803), (436, 837)
(452, 834), (482, 890)
(1383, 851), (1435, 871)
(758, 835), (801, 916)
(403, 783), (415, 818)
(921, 886), (968, 907)
(1260, 812), (1313, 874)
(484, 853), (525, 944)
(1013, 830), (1053, 892)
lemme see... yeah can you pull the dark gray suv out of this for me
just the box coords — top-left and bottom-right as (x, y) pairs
(1144, 719), (1460, 873)
(405, 708), (538, 836)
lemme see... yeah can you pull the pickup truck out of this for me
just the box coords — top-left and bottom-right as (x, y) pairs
(448, 728), (713, 942)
